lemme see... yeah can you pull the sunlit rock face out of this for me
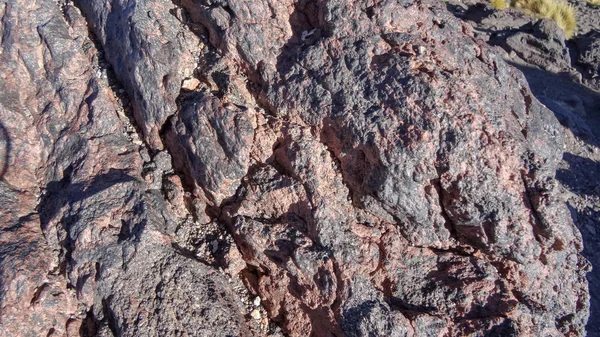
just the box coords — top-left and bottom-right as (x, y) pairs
(0, 0), (589, 336)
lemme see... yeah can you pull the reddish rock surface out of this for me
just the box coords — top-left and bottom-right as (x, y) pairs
(0, 1), (247, 336)
(0, 0), (592, 336)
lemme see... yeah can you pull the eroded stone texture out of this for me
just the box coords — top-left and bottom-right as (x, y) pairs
(0, 0), (591, 336)
(75, 0), (202, 150)
(0, 1), (247, 336)
(448, 3), (574, 74)
(177, 0), (589, 336)
(574, 30), (600, 91)
(165, 91), (255, 207)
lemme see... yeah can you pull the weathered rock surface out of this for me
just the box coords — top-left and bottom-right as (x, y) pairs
(573, 30), (600, 91)
(500, 62), (600, 337)
(0, 1), (248, 336)
(447, 2), (574, 74)
(446, 1), (600, 334)
(165, 91), (256, 208)
(498, 19), (572, 73)
(75, 0), (202, 150)
(0, 0), (592, 336)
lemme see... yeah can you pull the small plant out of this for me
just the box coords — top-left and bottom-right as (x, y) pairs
(491, 0), (510, 9)
(492, 0), (577, 39)
(587, 0), (600, 7)
(516, 0), (576, 38)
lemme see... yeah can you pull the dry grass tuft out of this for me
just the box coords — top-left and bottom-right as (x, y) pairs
(491, 0), (511, 9)
(587, 0), (600, 7)
(505, 0), (576, 39)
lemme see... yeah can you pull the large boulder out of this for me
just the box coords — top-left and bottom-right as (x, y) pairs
(573, 30), (600, 91)
(0, 0), (590, 336)
(174, 0), (588, 336)
(0, 1), (248, 336)
(448, 2), (573, 73)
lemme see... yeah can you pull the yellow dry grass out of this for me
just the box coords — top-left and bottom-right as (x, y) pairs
(587, 0), (600, 7)
(495, 0), (577, 39)
(491, 0), (511, 9)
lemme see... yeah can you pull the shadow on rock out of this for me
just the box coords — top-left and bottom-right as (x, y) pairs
(508, 62), (600, 145)
(39, 168), (138, 228)
(557, 153), (600, 197)
(37, 168), (140, 272)
(558, 152), (600, 336)
(445, 2), (541, 43)
(0, 122), (9, 180)
(511, 62), (600, 336)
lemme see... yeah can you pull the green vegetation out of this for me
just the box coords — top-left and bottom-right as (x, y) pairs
(489, 0), (577, 39)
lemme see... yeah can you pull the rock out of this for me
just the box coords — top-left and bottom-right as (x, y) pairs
(0, 0), (592, 336)
(453, 1), (600, 335)
(0, 1), (248, 336)
(178, 0), (587, 335)
(251, 308), (262, 320)
(90, 234), (249, 337)
(448, 3), (532, 37)
(448, 2), (572, 73)
(74, 0), (202, 150)
(182, 77), (201, 91)
(573, 30), (600, 91)
(165, 91), (255, 206)
(497, 19), (572, 73)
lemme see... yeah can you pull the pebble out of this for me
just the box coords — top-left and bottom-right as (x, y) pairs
(253, 296), (261, 307)
(181, 77), (200, 91)
(250, 309), (261, 320)
(140, 148), (151, 162)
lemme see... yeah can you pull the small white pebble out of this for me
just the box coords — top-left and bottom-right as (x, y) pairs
(253, 296), (261, 307)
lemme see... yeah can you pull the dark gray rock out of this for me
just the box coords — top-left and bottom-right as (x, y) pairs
(448, 2), (573, 73)
(498, 19), (572, 73)
(85, 219), (249, 337)
(341, 277), (412, 337)
(0, 1), (249, 336)
(165, 91), (255, 206)
(0, 0), (592, 336)
(574, 30), (600, 91)
(74, 0), (202, 150)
